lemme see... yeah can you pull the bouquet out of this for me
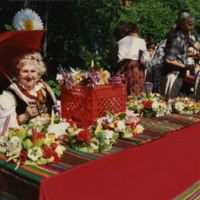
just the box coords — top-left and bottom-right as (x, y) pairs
(57, 66), (123, 89)
(64, 110), (144, 153)
(0, 116), (77, 168)
(168, 97), (200, 115)
(127, 93), (170, 117)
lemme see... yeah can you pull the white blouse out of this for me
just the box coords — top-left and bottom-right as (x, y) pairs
(0, 81), (46, 134)
(117, 35), (150, 67)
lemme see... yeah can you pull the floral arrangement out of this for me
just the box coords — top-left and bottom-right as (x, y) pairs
(57, 65), (123, 89)
(64, 111), (144, 153)
(0, 116), (77, 168)
(127, 93), (171, 117)
(12, 8), (44, 30)
(168, 97), (200, 115)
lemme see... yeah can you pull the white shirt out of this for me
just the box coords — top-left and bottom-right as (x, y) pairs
(117, 35), (150, 67)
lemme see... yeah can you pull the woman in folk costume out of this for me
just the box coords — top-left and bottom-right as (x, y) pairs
(117, 21), (150, 95)
(0, 51), (57, 132)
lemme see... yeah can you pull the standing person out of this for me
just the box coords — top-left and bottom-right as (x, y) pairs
(0, 51), (57, 132)
(161, 12), (200, 100)
(146, 25), (176, 94)
(117, 21), (150, 95)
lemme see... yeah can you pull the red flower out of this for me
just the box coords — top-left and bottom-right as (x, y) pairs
(103, 123), (109, 129)
(65, 119), (75, 127)
(51, 143), (58, 151)
(52, 152), (59, 164)
(81, 75), (86, 80)
(19, 149), (27, 164)
(141, 100), (153, 109)
(130, 122), (136, 129)
(77, 130), (92, 143)
(93, 120), (98, 126)
(130, 121), (141, 130)
(42, 146), (54, 159)
(37, 133), (46, 139)
(63, 135), (68, 141)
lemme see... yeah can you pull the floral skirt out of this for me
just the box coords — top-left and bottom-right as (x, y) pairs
(119, 59), (145, 96)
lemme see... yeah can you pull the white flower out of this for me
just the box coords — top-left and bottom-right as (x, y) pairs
(10, 136), (20, 147)
(175, 102), (185, 112)
(90, 138), (99, 151)
(31, 116), (50, 125)
(55, 145), (66, 158)
(152, 101), (159, 109)
(71, 128), (83, 136)
(47, 122), (70, 138)
(13, 8), (44, 30)
(0, 136), (7, 146)
(104, 130), (114, 140)
(117, 120), (126, 130)
(28, 147), (43, 161)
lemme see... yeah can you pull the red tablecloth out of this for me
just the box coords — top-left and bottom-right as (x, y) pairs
(39, 122), (200, 200)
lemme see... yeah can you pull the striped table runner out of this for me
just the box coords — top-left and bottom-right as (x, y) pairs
(0, 113), (200, 185)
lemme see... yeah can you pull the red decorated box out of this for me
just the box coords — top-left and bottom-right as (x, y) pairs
(61, 84), (127, 127)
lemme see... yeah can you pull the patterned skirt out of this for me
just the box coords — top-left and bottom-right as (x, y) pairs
(119, 59), (145, 96)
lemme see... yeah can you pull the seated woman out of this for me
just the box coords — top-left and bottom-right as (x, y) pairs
(0, 51), (57, 131)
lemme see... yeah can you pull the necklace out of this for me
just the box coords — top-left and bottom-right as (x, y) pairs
(16, 82), (46, 104)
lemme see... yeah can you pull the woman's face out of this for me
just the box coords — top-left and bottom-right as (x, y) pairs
(182, 21), (194, 34)
(17, 64), (39, 91)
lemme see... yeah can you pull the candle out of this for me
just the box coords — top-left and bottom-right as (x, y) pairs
(145, 83), (149, 99)
(95, 118), (102, 134)
(32, 128), (38, 144)
(91, 59), (94, 68)
(51, 108), (54, 125)
(2, 115), (11, 136)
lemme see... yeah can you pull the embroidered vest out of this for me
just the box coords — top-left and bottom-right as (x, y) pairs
(6, 87), (55, 115)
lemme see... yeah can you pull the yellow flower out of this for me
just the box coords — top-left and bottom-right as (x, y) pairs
(100, 70), (110, 84)
(134, 124), (144, 135)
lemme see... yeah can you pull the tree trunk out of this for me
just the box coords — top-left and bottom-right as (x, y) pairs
(43, 1), (53, 55)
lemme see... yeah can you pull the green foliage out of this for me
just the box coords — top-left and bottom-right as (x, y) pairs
(4, 24), (16, 31)
(45, 78), (61, 99)
(1, 0), (200, 83)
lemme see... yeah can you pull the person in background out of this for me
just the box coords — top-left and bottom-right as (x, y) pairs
(161, 12), (200, 100)
(187, 31), (197, 65)
(0, 51), (57, 132)
(117, 21), (150, 95)
(146, 43), (156, 58)
(146, 25), (176, 93)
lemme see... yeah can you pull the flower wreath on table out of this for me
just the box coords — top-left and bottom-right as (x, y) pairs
(168, 97), (200, 115)
(127, 93), (171, 117)
(64, 110), (144, 153)
(0, 116), (77, 168)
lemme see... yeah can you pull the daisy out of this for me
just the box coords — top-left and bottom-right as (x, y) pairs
(13, 8), (44, 30)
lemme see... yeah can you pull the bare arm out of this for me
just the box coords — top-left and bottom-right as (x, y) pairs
(165, 59), (186, 68)
(193, 42), (200, 51)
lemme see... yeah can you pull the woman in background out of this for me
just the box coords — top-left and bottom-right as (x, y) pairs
(117, 21), (150, 95)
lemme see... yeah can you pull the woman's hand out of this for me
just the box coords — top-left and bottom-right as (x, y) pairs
(19, 104), (39, 123)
